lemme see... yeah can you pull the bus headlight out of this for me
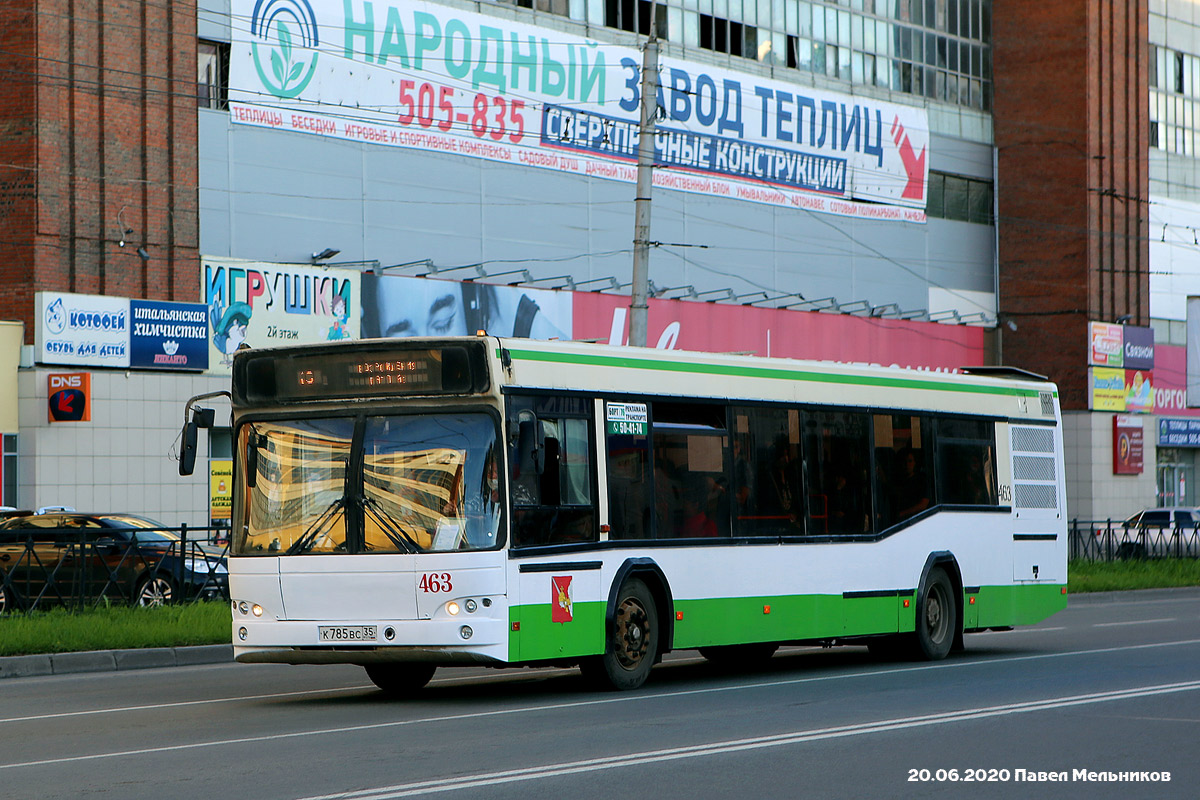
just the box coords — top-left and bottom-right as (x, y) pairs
(446, 601), (460, 616)
(459, 625), (473, 640)
(251, 604), (263, 617)
(464, 599), (478, 613)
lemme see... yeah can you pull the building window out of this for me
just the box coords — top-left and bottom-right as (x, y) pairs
(512, 0), (570, 16)
(198, 39), (230, 110)
(605, 0), (667, 38)
(926, 171), (993, 225)
(699, 13), (754, 58)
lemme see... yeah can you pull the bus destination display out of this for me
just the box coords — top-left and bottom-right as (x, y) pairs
(274, 348), (470, 400)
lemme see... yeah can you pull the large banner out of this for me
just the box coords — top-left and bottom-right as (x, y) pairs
(202, 258), (361, 372)
(229, 0), (929, 222)
(361, 274), (572, 340)
(570, 292), (985, 370)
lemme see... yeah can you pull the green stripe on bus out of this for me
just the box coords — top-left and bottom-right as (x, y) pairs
(502, 348), (1054, 399)
(508, 584), (1066, 659)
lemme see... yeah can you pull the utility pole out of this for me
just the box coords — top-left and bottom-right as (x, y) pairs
(628, 7), (659, 348)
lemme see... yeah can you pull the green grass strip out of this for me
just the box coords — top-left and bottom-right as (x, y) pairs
(1068, 559), (1200, 593)
(0, 601), (230, 657)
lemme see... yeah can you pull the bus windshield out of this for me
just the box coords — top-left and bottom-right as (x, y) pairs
(235, 413), (501, 555)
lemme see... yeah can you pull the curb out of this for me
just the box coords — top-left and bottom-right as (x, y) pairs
(0, 644), (233, 680)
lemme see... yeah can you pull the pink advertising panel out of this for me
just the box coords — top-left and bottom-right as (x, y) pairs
(571, 293), (986, 370)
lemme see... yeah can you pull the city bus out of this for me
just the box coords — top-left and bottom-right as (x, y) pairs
(179, 336), (1068, 693)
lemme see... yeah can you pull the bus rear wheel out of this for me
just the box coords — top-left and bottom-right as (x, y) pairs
(364, 663), (436, 696)
(580, 578), (658, 691)
(913, 567), (956, 660)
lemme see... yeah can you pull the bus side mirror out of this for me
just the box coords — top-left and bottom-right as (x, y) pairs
(179, 421), (199, 476)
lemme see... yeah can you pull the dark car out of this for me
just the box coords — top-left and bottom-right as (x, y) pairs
(1110, 507), (1200, 559)
(0, 512), (228, 612)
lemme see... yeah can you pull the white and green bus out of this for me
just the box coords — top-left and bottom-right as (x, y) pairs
(180, 336), (1068, 693)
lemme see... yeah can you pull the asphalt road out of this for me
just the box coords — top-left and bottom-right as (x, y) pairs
(2, 589), (1198, 800)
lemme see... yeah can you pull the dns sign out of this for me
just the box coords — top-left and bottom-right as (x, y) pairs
(49, 373), (91, 423)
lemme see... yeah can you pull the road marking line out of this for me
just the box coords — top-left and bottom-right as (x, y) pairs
(294, 680), (1200, 800)
(1094, 618), (1176, 627)
(2, 637), (1200, 771)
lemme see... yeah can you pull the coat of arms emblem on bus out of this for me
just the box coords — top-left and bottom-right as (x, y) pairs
(552, 576), (573, 623)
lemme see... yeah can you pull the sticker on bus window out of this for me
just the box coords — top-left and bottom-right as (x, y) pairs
(606, 402), (647, 436)
(552, 576), (573, 623)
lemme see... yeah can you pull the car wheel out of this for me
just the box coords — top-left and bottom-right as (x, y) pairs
(136, 574), (177, 607)
(364, 663), (436, 697)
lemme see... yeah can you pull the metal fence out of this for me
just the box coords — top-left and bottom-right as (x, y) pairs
(0, 523), (229, 614)
(1069, 519), (1200, 561)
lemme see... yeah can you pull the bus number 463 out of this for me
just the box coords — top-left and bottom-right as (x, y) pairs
(419, 573), (453, 593)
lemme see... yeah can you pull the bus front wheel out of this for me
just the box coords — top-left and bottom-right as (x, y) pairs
(364, 663), (436, 696)
(580, 578), (659, 691)
(914, 567), (956, 660)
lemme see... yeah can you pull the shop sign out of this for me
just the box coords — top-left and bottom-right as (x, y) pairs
(1123, 325), (1155, 370)
(48, 373), (91, 423)
(1089, 322), (1123, 367)
(202, 259), (360, 374)
(36, 292), (130, 368)
(1159, 417), (1200, 447)
(1089, 367), (1126, 411)
(130, 300), (210, 370)
(1113, 414), (1144, 475)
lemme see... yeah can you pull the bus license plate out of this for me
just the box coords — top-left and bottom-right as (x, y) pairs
(318, 625), (377, 642)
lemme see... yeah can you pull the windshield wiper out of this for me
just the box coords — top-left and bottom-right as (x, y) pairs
(360, 496), (425, 554)
(285, 497), (346, 555)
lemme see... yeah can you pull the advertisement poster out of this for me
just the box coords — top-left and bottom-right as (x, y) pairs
(130, 300), (210, 371)
(1089, 367), (1126, 411)
(35, 292), (130, 368)
(1112, 415), (1144, 475)
(210, 460), (233, 523)
(570, 290), (985, 369)
(361, 274), (572, 340)
(202, 259), (361, 373)
(1125, 369), (1153, 414)
(1089, 322), (1123, 368)
(227, 0), (929, 221)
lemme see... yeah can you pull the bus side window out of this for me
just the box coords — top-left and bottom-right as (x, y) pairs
(805, 410), (870, 536)
(935, 418), (997, 506)
(508, 396), (597, 547)
(873, 414), (935, 530)
(732, 406), (801, 537)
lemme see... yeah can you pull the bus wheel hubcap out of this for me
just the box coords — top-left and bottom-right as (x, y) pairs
(614, 598), (649, 669)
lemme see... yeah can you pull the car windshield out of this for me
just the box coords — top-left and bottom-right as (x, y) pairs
(235, 413), (500, 555)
